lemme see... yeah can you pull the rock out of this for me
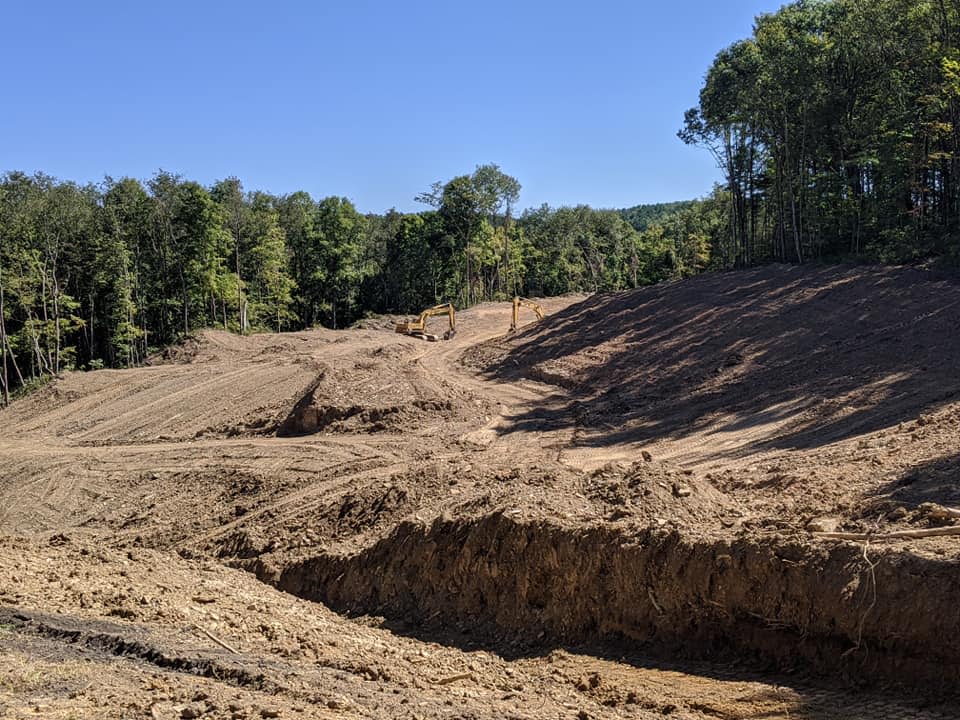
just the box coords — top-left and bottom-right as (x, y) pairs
(918, 503), (960, 525)
(806, 517), (840, 533)
(641, 451), (653, 462)
(889, 506), (909, 521)
(260, 708), (282, 719)
(180, 706), (203, 719)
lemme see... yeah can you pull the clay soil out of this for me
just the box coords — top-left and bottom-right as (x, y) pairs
(2, 264), (960, 719)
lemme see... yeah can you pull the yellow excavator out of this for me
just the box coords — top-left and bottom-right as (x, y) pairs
(395, 303), (457, 341)
(510, 296), (544, 332)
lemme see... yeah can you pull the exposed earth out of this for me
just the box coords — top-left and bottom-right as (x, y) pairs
(2, 264), (960, 719)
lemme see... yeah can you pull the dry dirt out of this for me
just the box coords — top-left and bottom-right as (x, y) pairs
(2, 264), (960, 719)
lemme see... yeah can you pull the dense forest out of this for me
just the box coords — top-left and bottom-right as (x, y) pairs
(681, 0), (960, 268)
(619, 201), (701, 231)
(4, 0), (960, 404)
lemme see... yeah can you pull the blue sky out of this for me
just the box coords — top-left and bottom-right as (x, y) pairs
(1, 1), (782, 213)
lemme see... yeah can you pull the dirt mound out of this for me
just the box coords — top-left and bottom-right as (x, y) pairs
(1, 357), (318, 444)
(584, 460), (741, 528)
(278, 352), (492, 436)
(349, 314), (405, 332)
(211, 465), (452, 560)
(272, 509), (960, 690)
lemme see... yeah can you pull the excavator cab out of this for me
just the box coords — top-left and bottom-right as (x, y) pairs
(510, 296), (544, 333)
(395, 303), (456, 341)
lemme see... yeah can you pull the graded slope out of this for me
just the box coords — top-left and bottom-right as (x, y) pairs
(468, 264), (960, 464)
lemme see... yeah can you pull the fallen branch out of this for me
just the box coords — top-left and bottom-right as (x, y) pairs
(435, 672), (473, 685)
(647, 589), (664, 615)
(192, 623), (239, 654)
(813, 526), (960, 542)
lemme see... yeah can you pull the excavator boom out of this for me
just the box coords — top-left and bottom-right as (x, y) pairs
(510, 297), (545, 332)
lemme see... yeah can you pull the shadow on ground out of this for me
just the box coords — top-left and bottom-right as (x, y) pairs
(374, 617), (958, 719)
(477, 264), (960, 455)
(877, 451), (960, 510)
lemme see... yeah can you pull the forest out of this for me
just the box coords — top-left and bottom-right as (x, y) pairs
(3, 0), (960, 403)
(681, 0), (960, 268)
(0, 166), (708, 402)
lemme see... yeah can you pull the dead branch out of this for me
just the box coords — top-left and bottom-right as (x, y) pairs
(435, 672), (473, 685)
(192, 623), (239, 654)
(813, 526), (960, 542)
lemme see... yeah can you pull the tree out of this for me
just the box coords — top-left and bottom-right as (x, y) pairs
(246, 193), (296, 331)
(417, 164), (523, 305)
(313, 197), (368, 328)
(277, 191), (318, 325)
(211, 178), (252, 332)
(681, 0), (960, 267)
(100, 178), (148, 365)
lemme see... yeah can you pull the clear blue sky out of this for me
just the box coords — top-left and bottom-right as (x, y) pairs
(1, 1), (782, 213)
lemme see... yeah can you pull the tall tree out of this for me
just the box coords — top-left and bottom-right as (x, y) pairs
(211, 178), (251, 331)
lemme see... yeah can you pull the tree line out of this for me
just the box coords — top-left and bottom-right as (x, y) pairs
(0, 165), (710, 403)
(7, 0), (960, 403)
(681, 0), (960, 268)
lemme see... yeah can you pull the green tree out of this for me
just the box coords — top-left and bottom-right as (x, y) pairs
(246, 193), (296, 331)
(417, 164), (523, 305)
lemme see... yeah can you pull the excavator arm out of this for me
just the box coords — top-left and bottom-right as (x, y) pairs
(510, 297), (545, 332)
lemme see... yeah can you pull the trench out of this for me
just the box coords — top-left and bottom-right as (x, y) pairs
(1, 608), (278, 692)
(242, 512), (960, 693)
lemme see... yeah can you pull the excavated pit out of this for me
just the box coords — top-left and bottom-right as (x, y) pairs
(245, 512), (960, 693)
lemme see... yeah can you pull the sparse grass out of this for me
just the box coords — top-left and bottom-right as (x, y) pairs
(10, 373), (55, 402)
(0, 654), (84, 695)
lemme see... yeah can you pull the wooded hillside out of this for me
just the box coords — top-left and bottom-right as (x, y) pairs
(681, 0), (960, 268)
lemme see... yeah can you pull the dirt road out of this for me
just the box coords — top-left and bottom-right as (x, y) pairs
(1, 265), (959, 718)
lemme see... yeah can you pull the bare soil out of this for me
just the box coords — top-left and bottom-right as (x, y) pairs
(2, 265), (960, 719)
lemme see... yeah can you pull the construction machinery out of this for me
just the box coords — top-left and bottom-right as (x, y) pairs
(395, 303), (457, 341)
(510, 296), (545, 333)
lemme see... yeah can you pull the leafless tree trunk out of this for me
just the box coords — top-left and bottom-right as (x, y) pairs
(52, 269), (62, 374)
(236, 238), (243, 333)
(40, 264), (53, 372)
(0, 264), (9, 405)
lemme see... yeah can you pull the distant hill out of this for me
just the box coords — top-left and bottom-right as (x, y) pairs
(619, 200), (699, 231)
